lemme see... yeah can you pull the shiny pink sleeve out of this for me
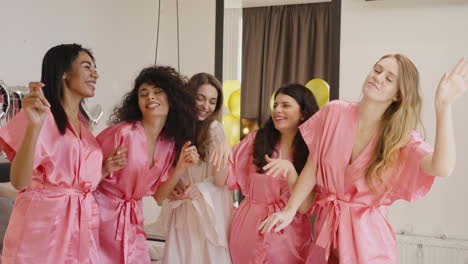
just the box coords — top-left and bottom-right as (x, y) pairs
(298, 101), (334, 165)
(0, 110), (51, 169)
(392, 131), (435, 202)
(227, 132), (256, 191)
(96, 124), (122, 159)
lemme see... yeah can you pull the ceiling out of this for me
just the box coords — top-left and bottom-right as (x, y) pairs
(225, 0), (331, 8)
(225, 0), (468, 9)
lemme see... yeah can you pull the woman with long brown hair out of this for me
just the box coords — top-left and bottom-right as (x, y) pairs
(214, 84), (319, 263)
(157, 73), (233, 264)
(260, 55), (468, 263)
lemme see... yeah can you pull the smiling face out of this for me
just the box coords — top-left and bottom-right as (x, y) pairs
(137, 83), (169, 120)
(195, 84), (219, 121)
(63, 51), (99, 99)
(271, 93), (303, 134)
(362, 57), (401, 105)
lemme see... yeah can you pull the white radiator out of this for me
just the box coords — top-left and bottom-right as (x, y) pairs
(397, 234), (468, 264)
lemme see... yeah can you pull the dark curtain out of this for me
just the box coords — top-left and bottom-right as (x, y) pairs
(241, 3), (334, 125)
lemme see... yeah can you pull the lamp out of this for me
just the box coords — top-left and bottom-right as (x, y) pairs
(240, 118), (259, 140)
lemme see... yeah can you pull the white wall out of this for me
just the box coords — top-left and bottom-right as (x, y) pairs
(0, 0), (156, 132)
(0, 0), (216, 133)
(340, 0), (468, 239)
(157, 0), (216, 78)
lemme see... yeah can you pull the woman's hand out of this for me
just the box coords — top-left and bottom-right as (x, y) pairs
(23, 82), (50, 128)
(258, 209), (296, 233)
(102, 145), (127, 178)
(262, 155), (295, 178)
(167, 183), (202, 201)
(209, 140), (232, 171)
(153, 142), (200, 203)
(435, 57), (468, 108)
(176, 141), (200, 169)
(167, 185), (186, 201)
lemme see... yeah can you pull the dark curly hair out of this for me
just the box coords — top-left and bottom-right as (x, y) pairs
(253, 83), (319, 174)
(109, 65), (197, 166)
(186, 73), (223, 162)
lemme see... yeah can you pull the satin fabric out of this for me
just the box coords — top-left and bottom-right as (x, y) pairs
(227, 132), (312, 264)
(157, 121), (233, 264)
(0, 110), (103, 264)
(299, 100), (435, 264)
(94, 121), (175, 264)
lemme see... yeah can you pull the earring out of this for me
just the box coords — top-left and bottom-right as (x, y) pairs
(62, 74), (66, 80)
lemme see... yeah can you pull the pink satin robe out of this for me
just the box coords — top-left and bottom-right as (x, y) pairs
(227, 132), (312, 264)
(299, 100), (435, 264)
(94, 121), (175, 264)
(0, 110), (103, 264)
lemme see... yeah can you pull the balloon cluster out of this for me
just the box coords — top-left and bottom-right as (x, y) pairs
(221, 81), (241, 146)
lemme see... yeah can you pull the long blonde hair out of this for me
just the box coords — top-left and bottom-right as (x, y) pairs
(365, 54), (423, 190)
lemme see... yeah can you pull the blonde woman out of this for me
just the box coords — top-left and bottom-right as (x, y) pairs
(260, 55), (468, 263)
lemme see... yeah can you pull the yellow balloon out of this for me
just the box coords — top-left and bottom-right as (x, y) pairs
(222, 80), (240, 108)
(222, 114), (240, 146)
(305, 79), (330, 108)
(228, 89), (241, 118)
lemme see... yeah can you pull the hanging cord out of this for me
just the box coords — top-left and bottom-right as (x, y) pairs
(176, 0), (180, 72)
(154, 0), (161, 65)
(154, 0), (180, 71)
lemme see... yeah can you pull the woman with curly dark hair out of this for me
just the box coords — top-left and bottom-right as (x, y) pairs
(213, 84), (319, 264)
(157, 73), (233, 264)
(93, 65), (200, 264)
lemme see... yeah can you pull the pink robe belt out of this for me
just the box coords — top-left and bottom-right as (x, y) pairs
(313, 192), (378, 261)
(23, 184), (98, 263)
(98, 188), (144, 264)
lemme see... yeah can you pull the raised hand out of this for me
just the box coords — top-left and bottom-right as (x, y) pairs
(23, 82), (51, 127)
(262, 155), (295, 178)
(209, 140), (232, 171)
(176, 141), (200, 169)
(102, 145), (128, 177)
(258, 209), (296, 234)
(436, 57), (468, 107)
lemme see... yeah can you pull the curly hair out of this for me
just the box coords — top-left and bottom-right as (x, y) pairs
(253, 83), (319, 174)
(109, 65), (197, 166)
(186, 73), (223, 162)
